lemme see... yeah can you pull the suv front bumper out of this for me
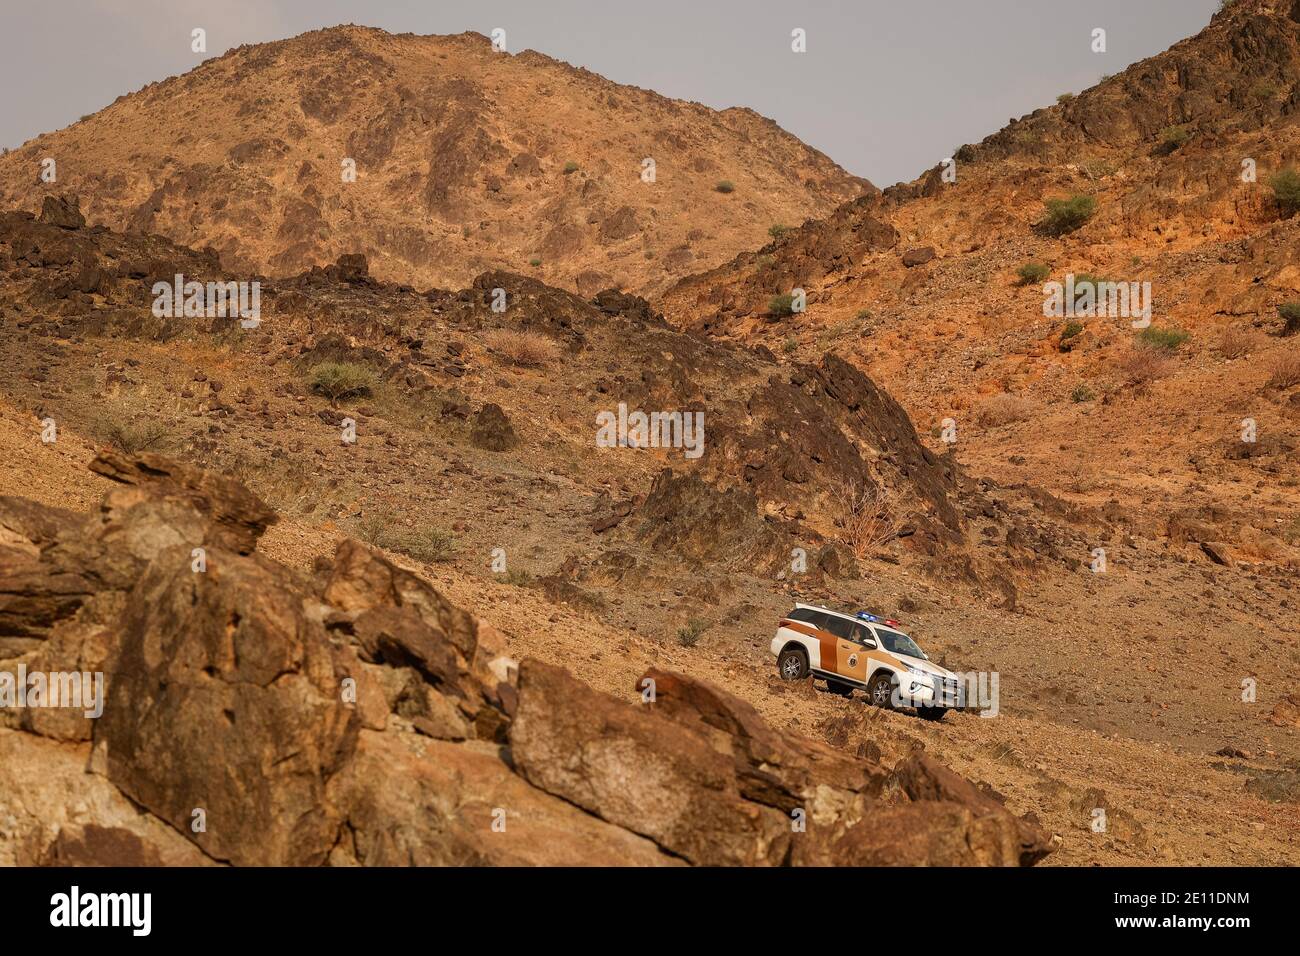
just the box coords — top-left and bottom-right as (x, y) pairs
(898, 673), (961, 709)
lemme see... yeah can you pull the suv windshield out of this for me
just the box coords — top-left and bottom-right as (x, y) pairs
(875, 628), (927, 660)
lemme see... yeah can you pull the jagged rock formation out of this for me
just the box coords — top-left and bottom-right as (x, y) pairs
(0, 453), (1051, 866)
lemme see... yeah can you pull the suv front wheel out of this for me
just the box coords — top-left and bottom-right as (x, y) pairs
(867, 672), (897, 710)
(777, 646), (809, 681)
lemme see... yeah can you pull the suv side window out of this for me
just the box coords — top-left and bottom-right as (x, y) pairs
(786, 607), (824, 628)
(822, 615), (857, 640)
(851, 623), (874, 645)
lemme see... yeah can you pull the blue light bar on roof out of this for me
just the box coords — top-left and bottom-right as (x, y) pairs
(855, 612), (880, 623)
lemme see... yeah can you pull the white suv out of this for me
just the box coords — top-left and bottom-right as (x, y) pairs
(770, 603), (959, 720)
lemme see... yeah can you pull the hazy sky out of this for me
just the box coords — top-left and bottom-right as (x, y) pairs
(2, 0), (1222, 186)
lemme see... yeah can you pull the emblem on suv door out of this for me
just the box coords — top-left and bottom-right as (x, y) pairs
(847, 653), (858, 669)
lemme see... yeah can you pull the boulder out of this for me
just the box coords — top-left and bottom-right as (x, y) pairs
(901, 246), (936, 268)
(95, 545), (360, 866)
(509, 658), (793, 865)
(328, 731), (679, 866)
(470, 402), (519, 451)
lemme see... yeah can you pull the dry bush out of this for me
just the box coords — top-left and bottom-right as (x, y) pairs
(356, 512), (457, 563)
(103, 419), (169, 454)
(833, 479), (913, 560)
(1217, 326), (1257, 359)
(1065, 463), (1099, 494)
(1265, 352), (1300, 389)
(974, 393), (1036, 427)
(1118, 345), (1173, 389)
(484, 329), (561, 367)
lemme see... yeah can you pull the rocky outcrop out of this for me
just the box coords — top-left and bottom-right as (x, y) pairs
(631, 469), (791, 575)
(469, 402), (519, 452)
(39, 194), (85, 230)
(0, 454), (1051, 867)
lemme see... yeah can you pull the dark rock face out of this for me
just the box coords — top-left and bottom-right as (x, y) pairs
(334, 252), (370, 283)
(39, 195), (85, 230)
(470, 402), (518, 451)
(591, 288), (668, 327)
(699, 353), (963, 552)
(471, 270), (589, 347)
(633, 469), (789, 574)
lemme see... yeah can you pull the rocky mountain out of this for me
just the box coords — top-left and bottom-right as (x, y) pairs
(661, 0), (1300, 574)
(0, 25), (868, 296)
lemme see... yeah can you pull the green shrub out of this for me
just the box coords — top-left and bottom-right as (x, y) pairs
(1070, 384), (1095, 403)
(1042, 194), (1097, 235)
(1269, 168), (1300, 219)
(1072, 273), (1108, 293)
(1278, 302), (1300, 336)
(768, 293), (797, 317)
(768, 224), (789, 239)
(308, 361), (378, 405)
(676, 618), (708, 648)
(1156, 125), (1191, 154)
(782, 337), (799, 354)
(562, 161), (579, 174)
(1062, 320), (1084, 341)
(715, 180), (735, 194)
(1136, 326), (1190, 351)
(529, 257), (542, 267)
(1016, 262), (1050, 285)
(1057, 93), (1075, 105)
(501, 569), (533, 587)
(855, 308), (873, 321)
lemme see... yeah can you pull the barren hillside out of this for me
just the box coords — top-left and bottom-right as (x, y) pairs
(0, 25), (867, 296)
(0, 197), (1295, 866)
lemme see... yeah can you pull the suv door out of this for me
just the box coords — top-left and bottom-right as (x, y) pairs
(822, 615), (868, 684)
(841, 621), (874, 684)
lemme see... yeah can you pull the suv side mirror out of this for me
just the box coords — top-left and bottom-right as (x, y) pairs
(862, 638), (877, 649)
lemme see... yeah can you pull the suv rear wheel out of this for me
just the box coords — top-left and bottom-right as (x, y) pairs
(777, 646), (808, 681)
(867, 672), (897, 710)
